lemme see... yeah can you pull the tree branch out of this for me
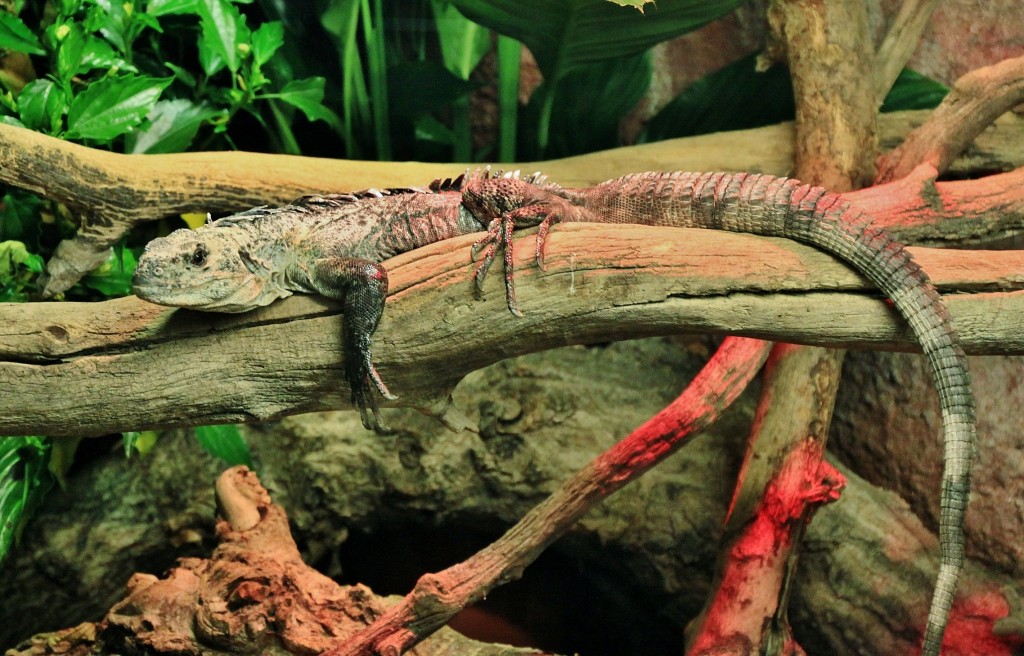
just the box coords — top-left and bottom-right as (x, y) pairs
(874, 0), (940, 103)
(876, 54), (1024, 183)
(2, 225), (1023, 438)
(2, 106), (1022, 295)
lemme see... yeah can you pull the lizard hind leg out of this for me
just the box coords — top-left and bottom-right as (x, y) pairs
(471, 214), (524, 317)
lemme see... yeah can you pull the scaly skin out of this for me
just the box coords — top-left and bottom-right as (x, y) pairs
(134, 168), (972, 654)
(132, 176), (484, 433)
(462, 171), (974, 656)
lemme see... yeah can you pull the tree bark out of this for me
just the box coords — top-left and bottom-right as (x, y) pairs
(4, 338), (1021, 655)
(2, 230), (1023, 437)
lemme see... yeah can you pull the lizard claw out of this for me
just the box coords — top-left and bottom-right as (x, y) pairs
(470, 215), (523, 316)
(348, 349), (397, 435)
(534, 214), (560, 271)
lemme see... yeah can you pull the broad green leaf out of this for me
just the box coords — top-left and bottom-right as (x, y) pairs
(274, 77), (342, 130)
(0, 239), (44, 271)
(80, 35), (136, 74)
(195, 425), (253, 467)
(0, 13), (46, 56)
(431, 1), (489, 80)
(66, 75), (171, 141)
(250, 20), (284, 68)
(17, 79), (67, 134)
(81, 245), (137, 296)
(881, 68), (948, 112)
(147, 0), (201, 16)
(126, 98), (218, 153)
(54, 22), (87, 81)
(197, 0), (250, 75)
(450, 0), (741, 82)
(641, 54), (795, 142)
(536, 50), (651, 157)
(0, 436), (53, 566)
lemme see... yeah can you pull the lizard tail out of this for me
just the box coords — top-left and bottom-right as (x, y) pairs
(590, 171), (974, 655)
(743, 173), (975, 656)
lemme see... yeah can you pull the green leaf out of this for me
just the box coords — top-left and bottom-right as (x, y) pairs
(54, 22), (87, 81)
(147, 0), (201, 16)
(0, 13), (46, 56)
(123, 431), (158, 457)
(881, 68), (948, 112)
(81, 245), (137, 297)
(48, 437), (81, 491)
(641, 54), (795, 142)
(431, 1), (490, 80)
(250, 20), (284, 68)
(607, 0), (653, 9)
(80, 35), (136, 74)
(164, 61), (198, 88)
(66, 75), (171, 141)
(0, 194), (43, 244)
(537, 50), (651, 157)
(197, 0), (250, 75)
(414, 113), (455, 144)
(126, 99), (218, 153)
(0, 436), (53, 566)
(450, 0), (741, 82)
(273, 77), (342, 130)
(17, 79), (67, 134)
(0, 238), (44, 301)
(195, 425), (253, 467)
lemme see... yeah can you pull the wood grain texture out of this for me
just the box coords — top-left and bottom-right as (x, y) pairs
(2, 225), (1022, 437)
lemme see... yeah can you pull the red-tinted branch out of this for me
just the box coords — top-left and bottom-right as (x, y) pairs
(876, 55), (1024, 183)
(323, 336), (773, 656)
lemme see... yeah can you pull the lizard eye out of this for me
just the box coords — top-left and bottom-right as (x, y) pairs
(190, 246), (208, 267)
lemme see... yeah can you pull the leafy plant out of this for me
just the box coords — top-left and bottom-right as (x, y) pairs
(450, 0), (742, 156)
(195, 424), (253, 468)
(0, 437), (53, 568)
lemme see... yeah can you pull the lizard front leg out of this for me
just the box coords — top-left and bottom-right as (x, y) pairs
(305, 256), (397, 434)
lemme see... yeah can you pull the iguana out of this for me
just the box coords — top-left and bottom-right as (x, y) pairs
(132, 169), (973, 656)
(460, 170), (973, 656)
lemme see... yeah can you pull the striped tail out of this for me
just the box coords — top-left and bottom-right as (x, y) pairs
(587, 171), (975, 655)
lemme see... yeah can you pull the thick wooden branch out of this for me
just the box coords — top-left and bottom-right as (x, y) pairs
(2, 226), (1023, 437)
(874, 0), (940, 103)
(1, 107), (1022, 294)
(844, 163), (1024, 246)
(876, 55), (1024, 183)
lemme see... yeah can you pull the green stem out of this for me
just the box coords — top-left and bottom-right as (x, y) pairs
(535, 81), (557, 158)
(496, 35), (520, 163)
(451, 95), (471, 162)
(267, 99), (301, 155)
(360, 0), (391, 160)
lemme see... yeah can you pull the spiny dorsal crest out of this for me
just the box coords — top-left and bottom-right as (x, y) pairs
(461, 166), (557, 190)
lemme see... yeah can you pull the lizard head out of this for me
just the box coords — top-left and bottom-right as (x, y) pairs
(133, 226), (280, 313)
